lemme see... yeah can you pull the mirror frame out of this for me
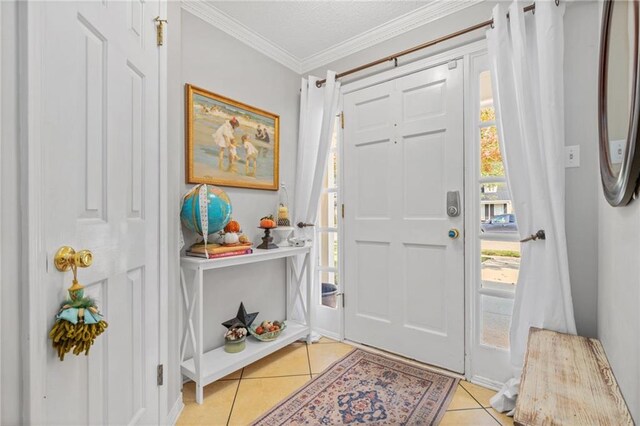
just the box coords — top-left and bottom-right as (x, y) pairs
(599, 0), (640, 206)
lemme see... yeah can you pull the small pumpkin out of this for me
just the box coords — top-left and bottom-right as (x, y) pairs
(224, 232), (240, 245)
(224, 220), (241, 233)
(260, 215), (277, 229)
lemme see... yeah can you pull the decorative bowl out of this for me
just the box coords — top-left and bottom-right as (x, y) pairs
(224, 336), (246, 353)
(249, 322), (287, 342)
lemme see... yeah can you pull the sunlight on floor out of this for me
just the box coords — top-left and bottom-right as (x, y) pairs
(177, 337), (513, 425)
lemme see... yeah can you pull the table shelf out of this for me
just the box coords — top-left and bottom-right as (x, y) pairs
(181, 321), (309, 385)
(181, 245), (310, 271)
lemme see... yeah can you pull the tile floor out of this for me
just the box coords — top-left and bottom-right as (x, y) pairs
(177, 338), (514, 425)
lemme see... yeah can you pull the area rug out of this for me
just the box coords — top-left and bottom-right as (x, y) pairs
(252, 348), (459, 425)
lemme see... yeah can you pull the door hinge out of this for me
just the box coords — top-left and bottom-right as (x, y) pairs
(157, 364), (164, 386)
(341, 204), (344, 218)
(154, 17), (168, 47)
(341, 112), (345, 129)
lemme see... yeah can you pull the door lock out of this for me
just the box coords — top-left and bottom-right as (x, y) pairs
(447, 191), (460, 217)
(448, 229), (460, 239)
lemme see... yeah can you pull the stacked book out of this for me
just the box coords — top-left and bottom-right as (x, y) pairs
(186, 243), (253, 259)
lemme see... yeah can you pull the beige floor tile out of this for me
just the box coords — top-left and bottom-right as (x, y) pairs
(488, 408), (515, 426)
(307, 342), (354, 374)
(242, 344), (310, 378)
(317, 336), (338, 344)
(460, 381), (497, 407)
(220, 369), (243, 380)
(447, 385), (483, 410)
(178, 380), (239, 425)
(440, 408), (499, 425)
(228, 375), (310, 425)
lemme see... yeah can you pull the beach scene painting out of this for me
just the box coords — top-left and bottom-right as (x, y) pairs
(185, 84), (279, 190)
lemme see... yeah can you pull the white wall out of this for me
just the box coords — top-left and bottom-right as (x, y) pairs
(593, 0), (640, 418)
(564, 1), (600, 338)
(309, 0), (599, 338)
(1, 1), (23, 424)
(166, 7), (301, 412)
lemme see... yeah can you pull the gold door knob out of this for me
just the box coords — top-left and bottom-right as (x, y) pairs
(54, 246), (93, 272)
(448, 229), (460, 239)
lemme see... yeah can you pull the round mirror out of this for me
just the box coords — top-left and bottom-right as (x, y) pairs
(599, 0), (640, 206)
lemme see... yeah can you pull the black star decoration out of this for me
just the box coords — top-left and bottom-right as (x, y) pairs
(221, 302), (259, 329)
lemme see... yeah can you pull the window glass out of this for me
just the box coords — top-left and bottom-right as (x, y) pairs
(480, 125), (504, 177)
(317, 116), (341, 311)
(479, 71), (495, 122)
(480, 183), (517, 233)
(319, 192), (338, 229)
(481, 239), (521, 290)
(481, 294), (513, 349)
(320, 271), (339, 309)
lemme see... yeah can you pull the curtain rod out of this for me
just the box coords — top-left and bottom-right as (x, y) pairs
(315, 2), (541, 88)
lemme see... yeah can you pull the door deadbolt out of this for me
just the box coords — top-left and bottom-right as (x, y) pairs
(447, 191), (460, 217)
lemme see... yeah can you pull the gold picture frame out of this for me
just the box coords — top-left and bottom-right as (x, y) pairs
(185, 84), (280, 190)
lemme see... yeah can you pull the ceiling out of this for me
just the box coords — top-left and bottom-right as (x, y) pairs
(209, 1), (426, 59)
(182, 0), (482, 73)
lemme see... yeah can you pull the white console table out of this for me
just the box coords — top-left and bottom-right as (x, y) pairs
(180, 245), (312, 404)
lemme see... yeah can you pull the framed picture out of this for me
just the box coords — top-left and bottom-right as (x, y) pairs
(185, 84), (280, 190)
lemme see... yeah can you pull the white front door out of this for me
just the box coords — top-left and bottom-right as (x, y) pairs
(35, 2), (161, 424)
(343, 61), (465, 372)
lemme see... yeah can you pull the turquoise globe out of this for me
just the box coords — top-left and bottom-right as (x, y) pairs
(181, 184), (232, 235)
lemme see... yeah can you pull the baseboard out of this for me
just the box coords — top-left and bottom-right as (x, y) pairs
(469, 375), (503, 392)
(167, 393), (184, 426)
(313, 328), (341, 342)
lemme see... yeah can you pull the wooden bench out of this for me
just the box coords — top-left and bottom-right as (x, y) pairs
(514, 327), (633, 426)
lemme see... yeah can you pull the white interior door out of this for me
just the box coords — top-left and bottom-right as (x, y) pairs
(37, 2), (161, 424)
(343, 61), (465, 372)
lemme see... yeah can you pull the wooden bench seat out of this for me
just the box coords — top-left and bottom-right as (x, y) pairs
(514, 327), (633, 426)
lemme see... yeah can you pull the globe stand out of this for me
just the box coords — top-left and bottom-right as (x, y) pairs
(257, 227), (278, 250)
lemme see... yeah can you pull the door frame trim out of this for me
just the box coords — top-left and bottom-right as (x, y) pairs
(157, 0), (170, 422)
(340, 39), (488, 379)
(20, 2), (46, 422)
(19, 2), (170, 422)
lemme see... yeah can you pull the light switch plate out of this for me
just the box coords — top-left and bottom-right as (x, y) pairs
(565, 145), (580, 168)
(610, 139), (625, 165)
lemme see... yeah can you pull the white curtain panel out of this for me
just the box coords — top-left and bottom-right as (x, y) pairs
(487, 0), (576, 413)
(290, 71), (341, 324)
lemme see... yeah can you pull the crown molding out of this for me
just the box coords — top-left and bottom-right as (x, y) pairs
(181, 0), (303, 73)
(181, 0), (485, 76)
(299, 0), (484, 73)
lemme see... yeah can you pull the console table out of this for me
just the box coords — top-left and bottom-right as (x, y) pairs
(180, 245), (312, 404)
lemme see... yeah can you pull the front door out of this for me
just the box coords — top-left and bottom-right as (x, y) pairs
(343, 61), (465, 372)
(35, 1), (162, 424)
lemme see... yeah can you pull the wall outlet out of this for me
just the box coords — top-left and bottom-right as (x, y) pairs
(565, 145), (580, 168)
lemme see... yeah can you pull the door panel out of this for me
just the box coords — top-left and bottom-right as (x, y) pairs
(344, 62), (464, 372)
(355, 241), (391, 322)
(40, 2), (160, 424)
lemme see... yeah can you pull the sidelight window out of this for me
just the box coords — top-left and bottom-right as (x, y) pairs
(477, 70), (520, 349)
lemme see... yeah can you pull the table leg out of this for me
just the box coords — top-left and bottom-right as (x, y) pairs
(196, 383), (204, 405)
(305, 253), (313, 344)
(196, 267), (204, 404)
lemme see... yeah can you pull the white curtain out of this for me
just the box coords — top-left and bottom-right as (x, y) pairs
(291, 71), (341, 325)
(487, 0), (576, 413)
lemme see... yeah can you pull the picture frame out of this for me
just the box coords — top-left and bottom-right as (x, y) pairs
(185, 84), (280, 190)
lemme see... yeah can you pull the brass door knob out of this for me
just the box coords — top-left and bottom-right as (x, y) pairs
(448, 229), (460, 239)
(54, 246), (93, 272)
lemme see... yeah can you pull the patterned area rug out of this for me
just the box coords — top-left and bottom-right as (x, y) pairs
(252, 348), (459, 425)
